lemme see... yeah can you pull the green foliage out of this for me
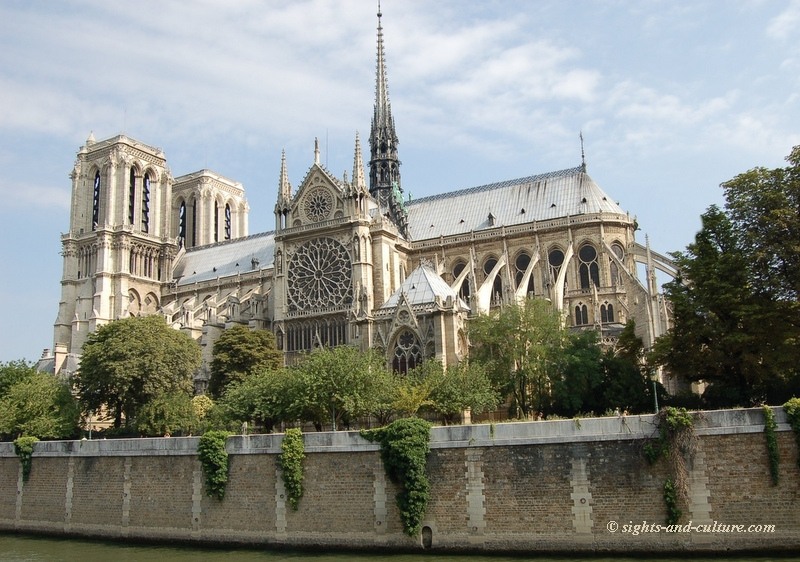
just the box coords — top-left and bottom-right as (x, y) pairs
(663, 478), (681, 525)
(469, 299), (566, 418)
(0, 371), (80, 440)
(197, 430), (230, 500)
(427, 361), (500, 423)
(209, 325), (282, 398)
(783, 397), (800, 469)
(14, 436), (38, 482)
(214, 368), (293, 432)
(361, 418), (431, 536)
(0, 360), (37, 398)
(762, 406), (780, 485)
(279, 428), (305, 510)
(76, 316), (201, 428)
(134, 391), (197, 437)
(645, 407), (694, 464)
(191, 395), (215, 421)
(290, 346), (392, 430)
(653, 146), (800, 407)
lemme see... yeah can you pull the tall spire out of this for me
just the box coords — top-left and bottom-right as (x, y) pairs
(279, 149), (292, 202)
(369, 2), (408, 237)
(352, 132), (367, 193)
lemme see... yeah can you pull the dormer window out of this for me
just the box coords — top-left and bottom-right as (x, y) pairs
(488, 212), (496, 226)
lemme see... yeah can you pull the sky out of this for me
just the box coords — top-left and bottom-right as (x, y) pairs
(0, 0), (798, 364)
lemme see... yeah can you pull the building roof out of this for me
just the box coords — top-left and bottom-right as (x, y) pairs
(405, 166), (626, 240)
(173, 231), (275, 286)
(381, 265), (468, 310)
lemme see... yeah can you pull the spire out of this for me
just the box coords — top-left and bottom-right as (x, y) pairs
(314, 137), (320, 166)
(279, 149), (291, 201)
(580, 131), (587, 172)
(352, 132), (367, 193)
(369, 2), (408, 237)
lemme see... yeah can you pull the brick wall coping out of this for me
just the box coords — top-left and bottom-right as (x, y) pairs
(0, 406), (789, 458)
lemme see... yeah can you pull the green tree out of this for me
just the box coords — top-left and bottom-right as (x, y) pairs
(426, 360), (500, 423)
(215, 368), (293, 432)
(550, 331), (604, 417)
(75, 315), (201, 428)
(135, 391), (198, 436)
(0, 360), (37, 398)
(208, 325), (282, 398)
(0, 372), (80, 439)
(290, 346), (390, 430)
(653, 146), (800, 406)
(469, 299), (567, 418)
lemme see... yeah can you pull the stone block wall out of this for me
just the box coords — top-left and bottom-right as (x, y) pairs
(0, 408), (798, 554)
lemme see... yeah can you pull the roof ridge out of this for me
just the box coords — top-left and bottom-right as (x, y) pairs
(407, 165), (585, 206)
(183, 230), (275, 254)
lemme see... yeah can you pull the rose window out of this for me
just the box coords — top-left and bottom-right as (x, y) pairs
(303, 187), (333, 222)
(287, 237), (352, 311)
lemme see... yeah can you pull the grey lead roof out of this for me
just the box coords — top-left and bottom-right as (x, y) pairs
(381, 265), (468, 310)
(172, 167), (626, 287)
(173, 231), (275, 286)
(405, 166), (626, 240)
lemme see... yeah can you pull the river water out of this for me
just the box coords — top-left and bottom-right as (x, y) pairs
(1, 534), (798, 562)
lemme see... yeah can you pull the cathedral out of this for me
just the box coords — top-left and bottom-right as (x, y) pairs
(47, 10), (675, 391)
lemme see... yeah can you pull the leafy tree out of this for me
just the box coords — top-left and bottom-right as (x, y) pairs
(75, 315), (201, 428)
(652, 146), (800, 406)
(469, 299), (567, 418)
(209, 325), (282, 398)
(215, 368), (293, 432)
(0, 372), (80, 439)
(426, 360), (500, 423)
(0, 360), (37, 398)
(290, 346), (390, 430)
(135, 391), (198, 437)
(551, 331), (605, 417)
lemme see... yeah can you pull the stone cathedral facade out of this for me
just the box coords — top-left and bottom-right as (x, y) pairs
(48, 11), (675, 389)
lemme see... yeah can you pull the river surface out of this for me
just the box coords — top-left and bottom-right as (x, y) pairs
(1, 534), (798, 562)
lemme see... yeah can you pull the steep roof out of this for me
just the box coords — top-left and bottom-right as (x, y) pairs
(173, 231), (274, 286)
(381, 265), (468, 310)
(405, 166), (626, 240)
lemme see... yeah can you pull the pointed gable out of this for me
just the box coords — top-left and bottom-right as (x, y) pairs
(381, 265), (468, 310)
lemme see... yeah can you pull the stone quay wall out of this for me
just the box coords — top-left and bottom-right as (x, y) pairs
(0, 407), (798, 554)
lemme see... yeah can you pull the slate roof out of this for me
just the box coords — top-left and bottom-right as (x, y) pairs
(173, 231), (275, 286)
(381, 265), (468, 310)
(405, 166), (626, 240)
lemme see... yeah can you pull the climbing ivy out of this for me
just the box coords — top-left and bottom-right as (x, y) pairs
(279, 428), (305, 510)
(663, 478), (681, 525)
(197, 430), (230, 500)
(784, 398), (800, 470)
(362, 417), (432, 537)
(643, 407), (696, 526)
(13, 435), (38, 483)
(763, 405), (780, 485)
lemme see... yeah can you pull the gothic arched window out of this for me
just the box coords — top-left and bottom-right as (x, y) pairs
(514, 251), (535, 295)
(601, 302), (615, 323)
(578, 243), (600, 289)
(483, 256), (503, 304)
(178, 201), (186, 246)
(214, 201), (219, 242)
(453, 260), (470, 301)
(575, 303), (588, 325)
(392, 329), (422, 375)
(610, 242), (624, 287)
(128, 168), (136, 225)
(141, 172), (151, 233)
(548, 248), (565, 285)
(224, 203), (232, 240)
(92, 170), (101, 230)
(191, 199), (197, 247)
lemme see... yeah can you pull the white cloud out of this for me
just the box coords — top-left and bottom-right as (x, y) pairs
(767, 0), (800, 39)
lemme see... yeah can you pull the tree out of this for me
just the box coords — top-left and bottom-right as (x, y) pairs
(135, 391), (198, 436)
(550, 331), (605, 417)
(0, 360), (37, 398)
(425, 360), (500, 423)
(290, 346), (390, 430)
(653, 146), (800, 406)
(208, 325), (282, 398)
(215, 368), (294, 432)
(469, 299), (567, 418)
(0, 371), (80, 439)
(75, 315), (201, 428)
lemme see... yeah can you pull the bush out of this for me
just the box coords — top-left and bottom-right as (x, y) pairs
(197, 430), (230, 500)
(279, 428), (305, 510)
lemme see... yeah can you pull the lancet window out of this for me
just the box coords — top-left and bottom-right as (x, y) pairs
(392, 328), (422, 375)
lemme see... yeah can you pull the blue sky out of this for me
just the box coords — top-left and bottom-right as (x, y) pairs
(1, 0), (798, 363)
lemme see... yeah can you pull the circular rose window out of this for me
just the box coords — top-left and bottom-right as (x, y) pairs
(303, 187), (333, 222)
(287, 237), (352, 311)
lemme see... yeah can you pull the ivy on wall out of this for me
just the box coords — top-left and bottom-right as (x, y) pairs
(198, 430), (231, 500)
(784, 398), (800, 470)
(643, 407), (696, 525)
(13, 435), (38, 483)
(362, 417), (432, 537)
(279, 428), (305, 510)
(763, 405), (780, 485)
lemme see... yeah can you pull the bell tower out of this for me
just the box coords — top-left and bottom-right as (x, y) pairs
(54, 134), (178, 365)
